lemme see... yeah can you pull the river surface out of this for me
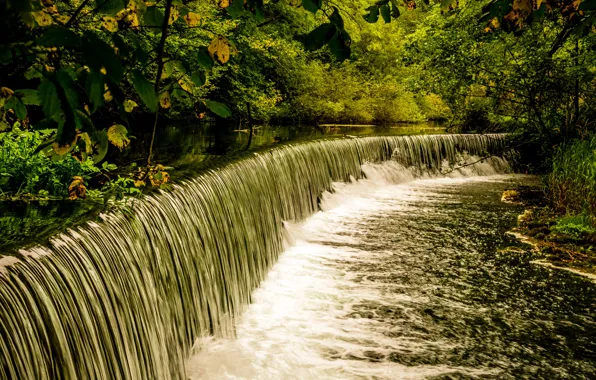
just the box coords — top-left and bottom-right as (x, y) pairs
(187, 170), (596, 379)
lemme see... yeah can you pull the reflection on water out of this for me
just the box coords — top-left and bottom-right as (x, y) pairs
(0, 124), (443, 254)
(188, 169), (596, 379)
(114, 122), (446, 173)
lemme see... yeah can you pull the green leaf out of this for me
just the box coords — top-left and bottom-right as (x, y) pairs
(24, 64), (44, 80)
(14, 89), (40, 105)
(328, 30), (351, 62)
(191, 71), (206, 87)
(131, 70), (158, 112)
(579, 0), (596, 11)
(0, 49), (12, 65)
(56, 69), (79, 111)
(85, 70), (105, 112)
(32, 118), (58, 131)
(38, 78), (62, 121)
(441, 0), (455, 11)
(91, 130), (109, 163)
(75, 110), (95, 133)
(228, 0), (245, 18)
(380, 4), (391, 23)
(197, 47), (214, 70)
(364, 6), (379, 23)
(82, 32), (124, 82)
(302, 0), (322, 14)
(391, 1), (400, 18)
(4, 96), (27, 120)
(37, 26), (81, 48)
(205, 100), (232, 117)
(305, 23), (336, 51)
(95, 0), (126, 15)
(143, 6), (164, 27)
(329, 7), (344, 29)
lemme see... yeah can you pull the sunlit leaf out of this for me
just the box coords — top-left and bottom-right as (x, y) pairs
(124, 99), (138, 112)
(184, 12), (201, 26)
(107, 124), (131, 150)
(101, 16), (119, 32)
(159, 91), (171, 109)
(32, 11), (53, 27)
(208, 36), (231, 64)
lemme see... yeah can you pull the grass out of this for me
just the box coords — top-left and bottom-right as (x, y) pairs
(547, 136), (596, 215)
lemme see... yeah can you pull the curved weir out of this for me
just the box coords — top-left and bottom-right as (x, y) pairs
(0, 134), (509, 379)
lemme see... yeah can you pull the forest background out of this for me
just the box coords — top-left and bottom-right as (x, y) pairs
(0, 0), (595, 225)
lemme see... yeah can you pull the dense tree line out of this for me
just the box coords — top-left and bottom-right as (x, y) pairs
(1, 0), (595, 201)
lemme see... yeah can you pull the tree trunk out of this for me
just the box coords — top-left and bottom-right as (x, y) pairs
(148, 0), (174, 166)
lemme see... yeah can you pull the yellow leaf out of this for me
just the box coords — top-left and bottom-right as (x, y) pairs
(101, 16), (119, 32)
(0, 87), (14, 99)
(219, 0), (230, 8)
(115, 9), (129, 21)
(178, 78), (193, 94)
(184, 12), (201, 27)
(168, 7), (180, 25)
(79, 132), (93, 154)
(32, 11), (53, 27)
(52, 141), (73, 155)
(68, 176), (87, 200)
(124, 99), (138, 113)
(55, 14), (70, 24)
(159, 91), (171, 109)
(128, 0), (147, 12)
(104, 90), (113, 102)
(208, 35), (231, 64)
(107, 124), (131, 150)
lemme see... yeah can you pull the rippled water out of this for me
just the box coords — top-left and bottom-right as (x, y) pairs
(188, 169), (596, 379)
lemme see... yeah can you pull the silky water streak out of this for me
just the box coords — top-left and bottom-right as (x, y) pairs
(0, 134), (510, 379)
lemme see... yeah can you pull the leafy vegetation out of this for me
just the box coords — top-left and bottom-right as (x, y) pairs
(547, 137), (596, 215)
(1, 0), (596, 211)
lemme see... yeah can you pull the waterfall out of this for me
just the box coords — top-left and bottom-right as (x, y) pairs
(0, 134), (509, 380)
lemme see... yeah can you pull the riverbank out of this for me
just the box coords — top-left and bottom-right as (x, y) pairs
(503, 187), (596, 280)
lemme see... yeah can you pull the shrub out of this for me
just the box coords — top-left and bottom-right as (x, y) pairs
(547, 136), (596, 215)
(0, 128), (95, 197)
(551, 214), (596, 239)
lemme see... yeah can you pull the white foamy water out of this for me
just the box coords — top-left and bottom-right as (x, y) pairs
(186, 159), (517, 380)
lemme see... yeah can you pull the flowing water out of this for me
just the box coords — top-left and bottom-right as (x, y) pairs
(1, 134), (594, 379)
(187, 171), (596, 379)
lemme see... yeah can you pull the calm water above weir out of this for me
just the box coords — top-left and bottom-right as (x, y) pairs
(189, 172), (596, 379)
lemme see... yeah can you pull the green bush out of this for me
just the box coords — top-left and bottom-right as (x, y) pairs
(551, 214), (596, 238)
(547, 136), (596, 215)
(0, 128), (96, 197)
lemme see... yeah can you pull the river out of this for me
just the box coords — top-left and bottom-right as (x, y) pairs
(188, 167), (596, 379)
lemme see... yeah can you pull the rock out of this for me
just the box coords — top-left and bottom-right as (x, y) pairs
(518, 209), (533, 227)
(502, 189), (521, 203)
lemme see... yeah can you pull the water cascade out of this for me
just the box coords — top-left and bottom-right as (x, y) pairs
(0, 134), (509, 379)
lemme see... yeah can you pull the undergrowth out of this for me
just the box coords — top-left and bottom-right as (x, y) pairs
(547, 136), (596, 215)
